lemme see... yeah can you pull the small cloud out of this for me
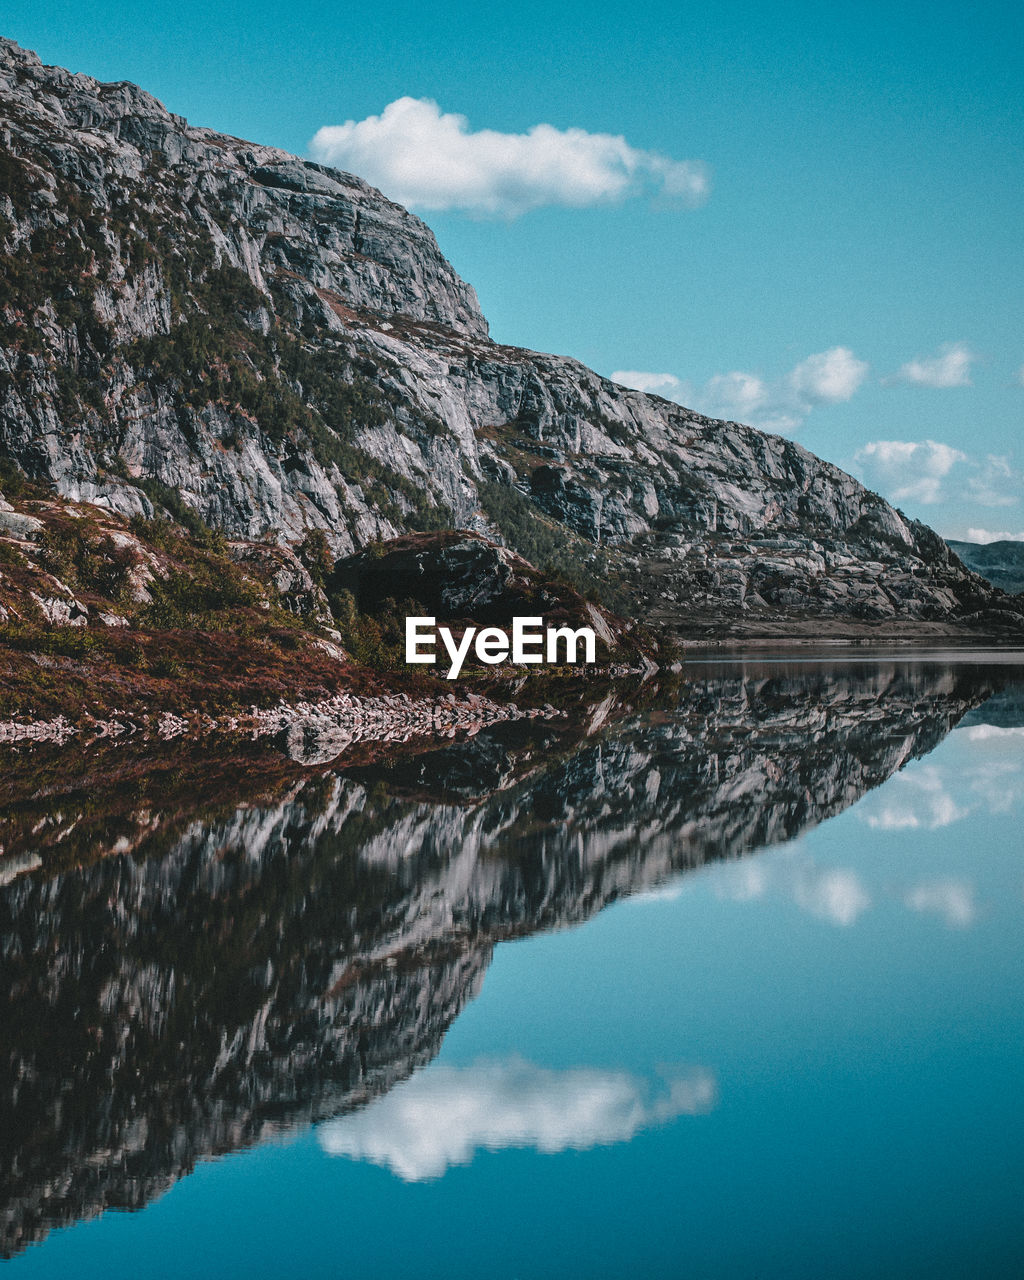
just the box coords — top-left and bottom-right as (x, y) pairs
(853, 439), (967, 505)
(318, 1058), (716, 1180)
(854, 442), (1021, 510)
(789, 346), (869, 403)
(311, 99), (709, 217)
(959, 748), (1024, 816)
(792, 867), (871, 926)
(712, 845), (871, 927)
(612, 346), (868, 434)
(630, 880), (688, 904)
(712, 860), (771, 904)
(889, 341), (976, 388)
(701, 370), (784, 427)
(860, 765), (968, 830)
(859, 744), (1024, 831)
(965, 528), (1024, 542)
(904, 878), (976, 928)
(967, 455), (1020, 508)
(612, 371), (684, 397)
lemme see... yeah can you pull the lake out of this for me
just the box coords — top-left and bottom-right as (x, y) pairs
(1, 655), (1023, 1278)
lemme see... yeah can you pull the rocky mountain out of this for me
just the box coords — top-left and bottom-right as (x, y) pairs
(0, 660), (1013, 1255)
(1, 38), (1021, 640)
(947, 540), (1024, 596)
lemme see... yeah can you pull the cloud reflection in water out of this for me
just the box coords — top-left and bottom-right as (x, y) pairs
(318, 1058), (716, 1180)
(904, 878), (977, 928)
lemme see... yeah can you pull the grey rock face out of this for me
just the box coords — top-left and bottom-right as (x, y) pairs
(336, 532), (520, 615)
(0, 38), (1020, 637)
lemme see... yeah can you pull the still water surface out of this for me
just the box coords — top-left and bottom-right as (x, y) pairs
(1, 658), (1022, 1277)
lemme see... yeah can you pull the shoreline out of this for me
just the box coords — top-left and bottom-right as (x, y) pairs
(0, 688), (567, 758)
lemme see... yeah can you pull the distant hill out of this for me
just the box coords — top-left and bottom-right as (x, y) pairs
(947, 541), (1024, 595)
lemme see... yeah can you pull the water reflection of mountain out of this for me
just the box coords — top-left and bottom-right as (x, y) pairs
(0, 663), (1019, 1256)
(959, 683), (1024, 729)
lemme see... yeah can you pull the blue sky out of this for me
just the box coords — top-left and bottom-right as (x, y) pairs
(6, 0), (1023, 540)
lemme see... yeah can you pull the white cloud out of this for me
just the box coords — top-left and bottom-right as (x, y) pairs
(704, 732), (1024, 933)
(904, 878), (976, 928)
(713, 860), (771, 904)
(711, 843), (872, 927)
(957, 745), (1024, 816)
(967, 455), (1019, 508)
(612, 346), (868, 434)
(965, 527), (1024, 543)
(860, 765), (968, 831)
(890, 341), (976, 388)
(631, 880), (688, 904)
(789, 347), (869, 403)
(858, 736), (1024, 833)
(853, 441), (1021, 510)
(318, 1058), (716, 1180)
(612, 371), (684, 397)
(792, 866), (872, 926)
(310, 99), (709, 217)
(853, 439), (967, 505)
(700, 370), (783, 426)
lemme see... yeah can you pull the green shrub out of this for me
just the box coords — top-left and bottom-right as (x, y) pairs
(329, 593), (421, 672)
(297, 529), (334, 587)
(478, 481), (628, 608)
(3, 624), (100, 658)
(38, 524), (135, 600)
(140, 564), (262, 630)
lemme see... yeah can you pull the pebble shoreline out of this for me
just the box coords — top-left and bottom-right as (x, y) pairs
(0, 690), (566, 759)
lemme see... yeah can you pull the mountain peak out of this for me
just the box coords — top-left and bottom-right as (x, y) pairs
(0, 34), (488, 339)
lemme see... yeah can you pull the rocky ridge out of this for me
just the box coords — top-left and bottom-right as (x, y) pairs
(1, 38), (1021, 639)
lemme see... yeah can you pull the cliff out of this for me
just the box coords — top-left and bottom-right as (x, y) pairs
(1, 38), (1021, 640)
